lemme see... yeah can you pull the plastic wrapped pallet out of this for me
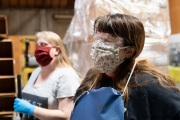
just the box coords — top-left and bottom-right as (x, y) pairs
(138, 38), (169, 73)
(63, 0), (170, 77)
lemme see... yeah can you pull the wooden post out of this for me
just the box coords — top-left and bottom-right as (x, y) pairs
(169, 0), (180, 34)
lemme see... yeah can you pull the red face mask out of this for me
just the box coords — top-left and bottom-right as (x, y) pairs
(34, 46), (53, 66)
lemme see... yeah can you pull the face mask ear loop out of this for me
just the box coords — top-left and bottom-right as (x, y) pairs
(121, 61), (137, 97)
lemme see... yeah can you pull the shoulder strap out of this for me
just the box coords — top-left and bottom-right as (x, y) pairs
(88, 75), (99, 91)
(121, 61), (136, 97)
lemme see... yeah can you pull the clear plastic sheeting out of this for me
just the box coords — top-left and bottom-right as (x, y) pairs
(63, 0), (170, 77)
(138, 38), (169, 73)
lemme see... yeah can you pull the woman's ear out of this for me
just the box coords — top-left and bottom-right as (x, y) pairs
(125, 47), (135, 58)
(55, 46), (61, 56)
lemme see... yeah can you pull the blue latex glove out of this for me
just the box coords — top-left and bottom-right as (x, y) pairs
(14, 98), (35, 115)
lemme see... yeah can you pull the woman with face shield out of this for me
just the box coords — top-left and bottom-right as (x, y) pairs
(71, 13), (180, 120)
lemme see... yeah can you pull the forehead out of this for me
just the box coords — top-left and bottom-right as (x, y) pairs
(36, 37), (48, 42)
(94, 32), (124, 45)
(36, 36), (50, 43)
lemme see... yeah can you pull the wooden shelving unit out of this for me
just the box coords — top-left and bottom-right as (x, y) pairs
(0, 40), (16, 120)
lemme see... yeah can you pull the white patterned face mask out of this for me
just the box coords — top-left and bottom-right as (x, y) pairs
(90, 39), (129, 73)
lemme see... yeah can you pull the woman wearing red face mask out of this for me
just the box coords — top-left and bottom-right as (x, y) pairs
(14, 31), (80, 120)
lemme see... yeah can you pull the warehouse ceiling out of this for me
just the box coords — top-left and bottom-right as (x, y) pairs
(0, 0), (75, 9)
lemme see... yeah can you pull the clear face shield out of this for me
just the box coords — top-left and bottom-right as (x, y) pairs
(93, 32), (127, 46)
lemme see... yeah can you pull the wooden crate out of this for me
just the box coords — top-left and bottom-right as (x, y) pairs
(0, 16), (8, 39)
(0, 59), (14, 76)
(0, 113), (14, 120)
(0, 41), (13, 58)
(0, 76), (16, 94)
(0, 97), (15, 112)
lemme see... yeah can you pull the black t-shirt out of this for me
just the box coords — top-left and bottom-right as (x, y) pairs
(99, 73), (180, 120)
(99, 73), (114, 87)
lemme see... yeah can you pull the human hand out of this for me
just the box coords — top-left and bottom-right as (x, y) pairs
(14, 98), (35, 115)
